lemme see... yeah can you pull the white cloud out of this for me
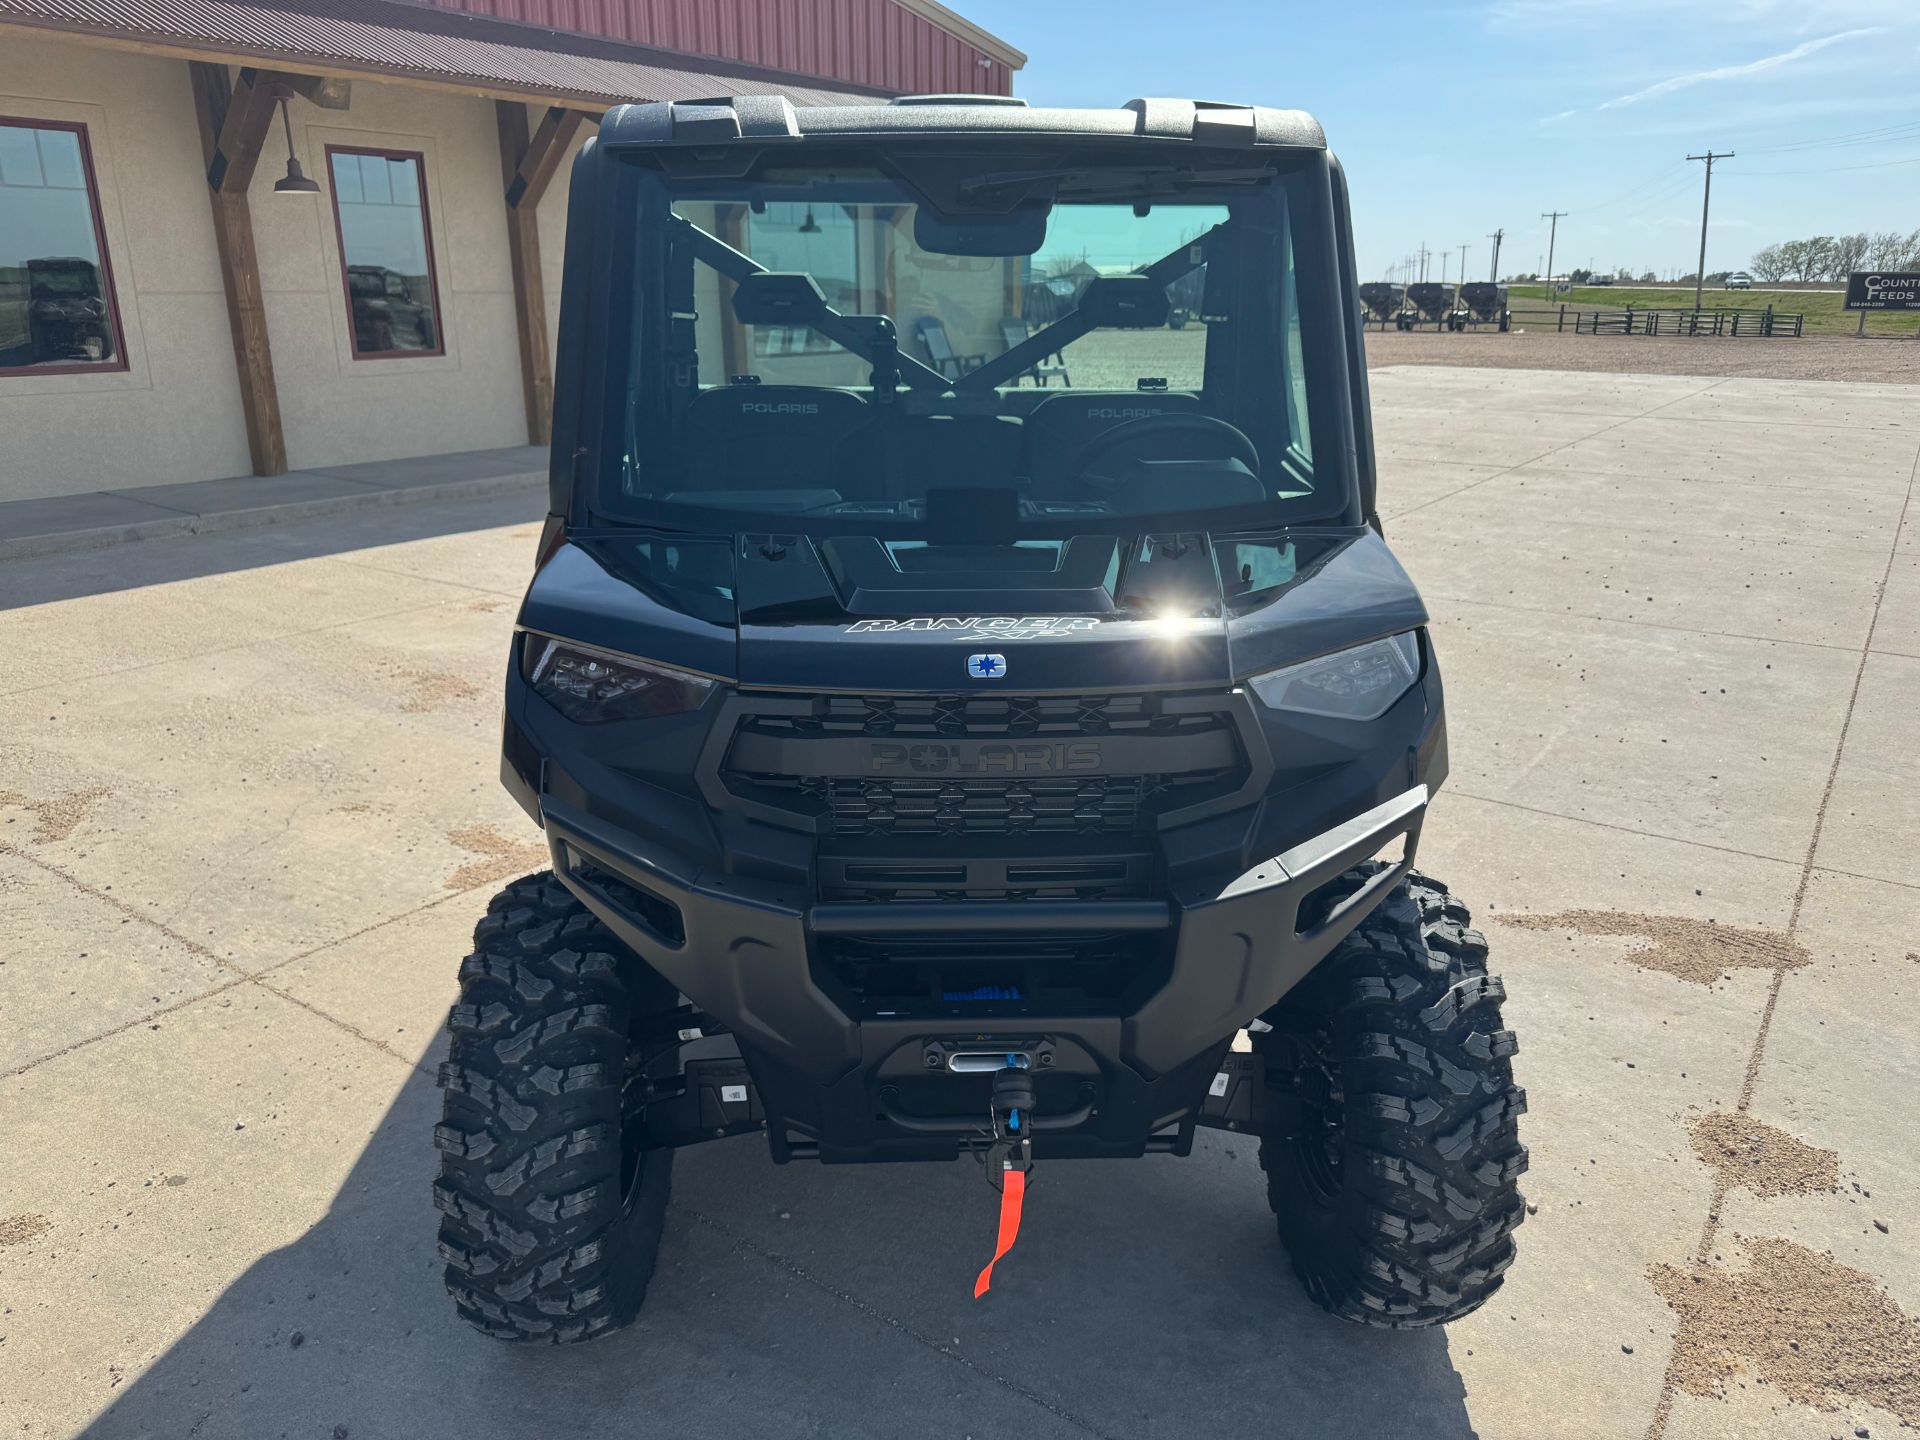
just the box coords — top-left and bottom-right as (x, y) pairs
(1540, 108), (1578, 125)
(1598, 28), (1881, 109)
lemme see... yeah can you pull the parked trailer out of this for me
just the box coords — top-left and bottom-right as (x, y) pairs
(1406, 283), (1464, 330)
(1358, 282), (1407, 328)
(1458, 283), (1510, 332)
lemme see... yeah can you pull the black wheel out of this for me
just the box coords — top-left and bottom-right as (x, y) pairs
(434, 872), (678, 1342)
(1255, 868), (1526, 1327)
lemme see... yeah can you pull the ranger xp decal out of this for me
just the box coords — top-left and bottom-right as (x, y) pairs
(846, 617), (1103, 643)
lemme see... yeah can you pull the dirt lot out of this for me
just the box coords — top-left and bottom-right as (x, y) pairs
(1365, 328), (1920, 382)
(2, 366), (1918, 1440)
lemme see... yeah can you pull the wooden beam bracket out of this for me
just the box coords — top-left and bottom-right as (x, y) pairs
(498, 103), (590, 447)
(205, 68), (341, 192)
(206, 67), (282, 193)
(506, 105), (587, 211)
(190, 61), (288, 476)
(285, 73), (351, 110)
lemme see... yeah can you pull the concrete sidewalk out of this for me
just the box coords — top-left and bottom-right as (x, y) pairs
(0, 445), (547, 561)
(1, 368), (1916, 1440)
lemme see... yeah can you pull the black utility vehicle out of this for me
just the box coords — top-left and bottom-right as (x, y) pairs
(434, 94), (1526, 1341)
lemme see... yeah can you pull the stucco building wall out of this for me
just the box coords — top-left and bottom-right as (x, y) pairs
(0, 35), (566, 501)
(0, 35), (253, 500)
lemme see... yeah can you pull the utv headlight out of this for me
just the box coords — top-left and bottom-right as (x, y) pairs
(1247, 632), (1421, 721)
(521, 635), (714, 723)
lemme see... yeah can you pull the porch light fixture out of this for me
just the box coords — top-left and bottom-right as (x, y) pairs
(272, 95), (320, 195)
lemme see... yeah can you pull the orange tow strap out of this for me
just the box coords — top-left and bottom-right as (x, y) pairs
(973, 1165), (1027, 1298)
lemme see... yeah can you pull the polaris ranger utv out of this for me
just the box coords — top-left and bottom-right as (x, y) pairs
(434, 94), (1526, 1341)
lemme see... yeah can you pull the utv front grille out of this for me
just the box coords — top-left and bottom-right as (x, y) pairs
(747, 772), (1224, 838)
(741, 692), (1221, 740)
(719, 690), (1248, 841)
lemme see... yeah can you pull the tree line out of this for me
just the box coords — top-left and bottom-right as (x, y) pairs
(1748, 231), (1920, 283)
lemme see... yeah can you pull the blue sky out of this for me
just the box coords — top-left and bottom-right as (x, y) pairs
(960, 0), (1920, 281)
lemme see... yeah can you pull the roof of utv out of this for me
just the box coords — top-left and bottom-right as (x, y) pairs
(599, 95), (1327, 151)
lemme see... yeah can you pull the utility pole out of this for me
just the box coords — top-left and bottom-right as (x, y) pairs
(1416, 243), (1430, 284)
(1458, 243), (1469, 284)
(1487, 228), (1504, 282)
(1686, 150), (1732, 314)
(1540, 212), (1567, 296)
(1440, 250), (1448, 285)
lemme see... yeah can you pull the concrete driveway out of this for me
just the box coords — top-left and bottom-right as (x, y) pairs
(2, 367), (1916, 1440)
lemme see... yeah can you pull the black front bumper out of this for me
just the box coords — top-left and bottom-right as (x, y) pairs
(540, 782), (1427, 1163)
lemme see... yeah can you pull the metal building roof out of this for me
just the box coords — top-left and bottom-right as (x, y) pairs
(0, 0), (901, 107)
(407, 0), (1024, 95)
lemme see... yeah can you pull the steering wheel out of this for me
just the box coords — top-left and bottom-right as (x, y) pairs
(1068, 413), (1261, 497)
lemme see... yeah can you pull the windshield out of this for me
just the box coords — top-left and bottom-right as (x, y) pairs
(30, 261), (97, 298)
(593, 145), (1352, 536)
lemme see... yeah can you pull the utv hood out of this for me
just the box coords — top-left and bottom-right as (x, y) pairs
(519, 529), (1427, 692)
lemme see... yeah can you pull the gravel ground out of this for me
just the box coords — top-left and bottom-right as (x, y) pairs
(1363, 328), (1920, 382)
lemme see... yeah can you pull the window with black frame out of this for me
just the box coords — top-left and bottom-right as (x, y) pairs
(612, 152), (1344, 534)
(0, 117), (124, 376)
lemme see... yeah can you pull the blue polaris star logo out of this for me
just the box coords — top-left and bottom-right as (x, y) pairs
(967, 653), (1007, 679)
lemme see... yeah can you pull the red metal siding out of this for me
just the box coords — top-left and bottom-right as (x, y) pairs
(407, 0), (1014, 95)
(0, 0), (893, 107)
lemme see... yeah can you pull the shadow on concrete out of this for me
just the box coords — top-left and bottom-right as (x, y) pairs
(0, 488), (544, 614)
(81, 1057), (1478, 1440)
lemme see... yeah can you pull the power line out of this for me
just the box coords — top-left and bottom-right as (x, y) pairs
(1741, 118), (1920, 155)
(1604, 173), (1698, 229)
(1730, 152), (1920, 176)
(1568, 159), (1689, 218)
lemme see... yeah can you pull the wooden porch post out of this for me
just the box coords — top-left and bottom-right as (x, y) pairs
(188, 61), (288, 477)
(496, 102), (586, 447)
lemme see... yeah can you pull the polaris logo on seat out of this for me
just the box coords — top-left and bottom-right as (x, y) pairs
(741, 401), (819, 414)
(1086, 407), (1162, 420)
(869, 741), (1102, 774)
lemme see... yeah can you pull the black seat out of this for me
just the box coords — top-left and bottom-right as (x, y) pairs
(913, 317), (986, 381)
(999, 319), (1070, 387)
(675, 386), (867, 497)
(1021, 391), (1203, 491)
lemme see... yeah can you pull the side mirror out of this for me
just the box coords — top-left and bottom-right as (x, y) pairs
(731, 271), (830, 327)
(1077, 275), (1171, 329)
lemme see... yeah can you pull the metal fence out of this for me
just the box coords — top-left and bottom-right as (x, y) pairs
(1505, 305), (1805, 338)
